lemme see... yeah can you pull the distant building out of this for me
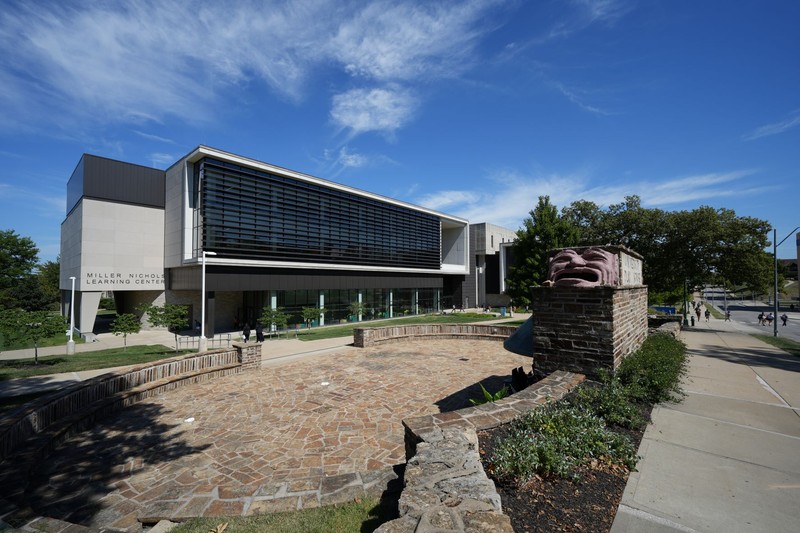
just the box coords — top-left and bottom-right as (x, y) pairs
(465, 223), (518, 309)
(60, 146), (470, 336)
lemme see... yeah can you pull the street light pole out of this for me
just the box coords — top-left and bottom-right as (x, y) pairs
(199, 251), (217, 352)
(773, 226), (800, 337)
(67, 276), (76, 355)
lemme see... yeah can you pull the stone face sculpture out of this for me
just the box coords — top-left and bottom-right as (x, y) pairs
(547, 247), (619, 287)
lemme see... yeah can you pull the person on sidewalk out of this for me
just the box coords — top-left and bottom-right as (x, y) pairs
(242, 323), (251, 343)
(781, 313), (788, 326)
(255, 322), (264, 342)
(725, 311), (731, 321)
(704, 309), (710, 322)
(757, 312), (764, 325)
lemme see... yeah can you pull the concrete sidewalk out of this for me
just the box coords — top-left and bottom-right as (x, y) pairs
(0, 331), (353, 399)
(612, 317), (800, 532)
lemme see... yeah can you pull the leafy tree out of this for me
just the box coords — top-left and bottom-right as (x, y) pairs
(506, 196), (580, 306)
(37, 258), (61, 309)
(110, 313), (141, 350)
(301, 306), (321, 328)
(0, 310), (67, 364)
(7, 275), (50, 311)
(137, 303), (189, 352)
(259, 306), (289, 335)
(0, 230), (40, 309)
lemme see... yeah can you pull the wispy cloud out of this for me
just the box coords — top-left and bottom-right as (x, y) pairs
(0, 0), (503, 139)
(414, 168), (770, 230)
(149, 153), (177, 168)
(742, 110), (800, 141)
(134, 131), (176, 144)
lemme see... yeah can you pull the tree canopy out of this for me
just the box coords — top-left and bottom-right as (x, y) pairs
(0, 230), (41, 309)
(505, 196), (580, 305)
(508, 196), (772, 303)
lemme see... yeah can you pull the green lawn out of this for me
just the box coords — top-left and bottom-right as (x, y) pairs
(280, 312), (505, 341)
(0, 330), (85, 351)
(0, 345), (192, 381)
(170, 496), (394, 533)
(752, 335), (800, 358)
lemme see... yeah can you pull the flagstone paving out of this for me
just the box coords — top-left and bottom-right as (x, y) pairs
(17, 339), (531, 530)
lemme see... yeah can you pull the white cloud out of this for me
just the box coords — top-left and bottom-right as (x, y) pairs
(414, 167), (770, 229)
(742, 110), (800, 141)
(330, 87), (418, 136)
(330, 0), (497, 82)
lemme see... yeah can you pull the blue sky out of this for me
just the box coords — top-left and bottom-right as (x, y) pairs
(1, 0), (799, 263)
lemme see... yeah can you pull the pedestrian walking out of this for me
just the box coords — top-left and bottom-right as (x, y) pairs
(255, 322), (264, 342)
(766, 313), (774, 327)
(780, 313), (788, 326)
(242, 323), (250, 343)
(696, 308), (701, 321)
(757, 312), (764, 325)
(704, 309), (710, 322)
(724, 311), (731, 321)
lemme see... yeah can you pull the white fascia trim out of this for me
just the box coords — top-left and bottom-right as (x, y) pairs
(192, 256), (469, 275)
(180, 145), (468, 225)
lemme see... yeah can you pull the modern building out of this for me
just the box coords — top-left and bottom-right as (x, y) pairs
(465, 223), (517, 310)
(60, 146), (470, 337)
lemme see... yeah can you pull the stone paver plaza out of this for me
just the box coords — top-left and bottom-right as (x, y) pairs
(15, 339), (531, 529)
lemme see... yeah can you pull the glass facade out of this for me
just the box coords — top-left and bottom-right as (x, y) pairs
(195, 157), (441, 269)
(236, 288), (441, 329)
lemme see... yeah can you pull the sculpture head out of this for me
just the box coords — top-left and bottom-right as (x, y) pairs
(547, 247), (619, 287)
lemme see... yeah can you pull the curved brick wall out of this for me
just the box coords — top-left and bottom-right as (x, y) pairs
(354, 324), (517, 347)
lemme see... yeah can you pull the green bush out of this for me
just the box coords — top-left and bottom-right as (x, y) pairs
(489, 403), (637, 484)
(486, 333), (687, 487)
(567, 377), (645, 430)
(617, 334), (687, 404)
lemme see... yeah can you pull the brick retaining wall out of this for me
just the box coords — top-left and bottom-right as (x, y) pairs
(0, 344), (263, 463)
(354, 324), (517, 347)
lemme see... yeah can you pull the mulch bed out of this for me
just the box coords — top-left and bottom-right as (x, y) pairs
(478, 404), (651, 533)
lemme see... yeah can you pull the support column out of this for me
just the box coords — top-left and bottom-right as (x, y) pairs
(270, 291), (278, 333)
(78, 292), (102, 339)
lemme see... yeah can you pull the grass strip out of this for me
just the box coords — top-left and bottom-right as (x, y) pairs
(170, 496), (393, 533)
(281, 313), (503, 341)
(751, 334), (800, 358)
(0, 345), (192, 381)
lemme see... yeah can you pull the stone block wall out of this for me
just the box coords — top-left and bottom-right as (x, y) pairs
(377, 370), (584, 532)
(532, 285), (648, 379)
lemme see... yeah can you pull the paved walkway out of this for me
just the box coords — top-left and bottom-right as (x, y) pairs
(612, 312), (800, 532)
(3, 338), (531, 529)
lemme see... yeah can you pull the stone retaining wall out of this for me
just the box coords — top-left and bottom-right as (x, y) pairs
(377, 370), (584, 532)
(354, 324), (517, 347)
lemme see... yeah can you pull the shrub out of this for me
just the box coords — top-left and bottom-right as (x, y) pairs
(567, 378), (646, 430)
(488, 402), (637, 484)
(617, 334), (687, 404)
(469, 383), (509, 405)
